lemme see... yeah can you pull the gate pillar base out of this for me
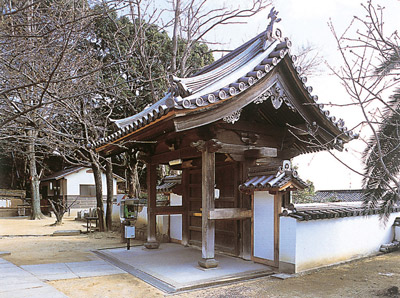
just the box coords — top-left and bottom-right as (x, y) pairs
(198, 258), (219, 269)
(144, 241), (160, 249)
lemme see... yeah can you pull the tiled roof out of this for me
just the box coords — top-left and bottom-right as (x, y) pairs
(41, 167), (125, 182)
(41, 167), (84, 181)
(94, 15), (357, 150)
(311, 189), (364, 202)
(239, 172), (308, 192)
(239, 160), (308, 192)
(281, 202), (400, 221)
(156, 175), (181, 193)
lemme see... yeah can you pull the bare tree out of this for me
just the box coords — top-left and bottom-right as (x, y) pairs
(0, 1), (104, 219)
(105, 157), (114, 230)
(328, 1), (399, 217)
(0, 1), (102, 127)
(48, 197), (78, 225)
(167, 0), (271, 76)
(294, 43), (324, 78)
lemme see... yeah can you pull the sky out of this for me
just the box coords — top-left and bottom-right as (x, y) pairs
(203, 0), (399, 190)
(126, 0), (398, 190)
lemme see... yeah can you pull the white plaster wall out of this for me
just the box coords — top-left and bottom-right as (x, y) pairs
(169, 193), (182, 241)
(66, 168), (117, 196)
(0, 199), (11, 208)
(136, 206), (169, 236)
(253, 191), (275, 261)
(280, 212), (400, 273)
(279, 216), (297, 265)
(137, 206), (148, 227)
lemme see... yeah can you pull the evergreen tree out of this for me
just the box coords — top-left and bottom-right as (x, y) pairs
(363, 46), (400, 216)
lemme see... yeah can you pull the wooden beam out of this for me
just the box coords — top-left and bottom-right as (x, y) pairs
(150, 146), (200, 164)
(208, 208), (252, 220)
(154, 206), (185, 215)
(191, 139), (277, 157)
(244, 148), (278, 159)
(214, 140), (277, 157)
(217, 121), (285, 137)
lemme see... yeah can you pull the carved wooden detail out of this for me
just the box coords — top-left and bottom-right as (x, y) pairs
(254, 80), (296, 112)
(223, 108), (242, 124)
(240, 132), (260, 145)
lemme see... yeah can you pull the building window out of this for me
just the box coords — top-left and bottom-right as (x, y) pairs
(80, 185), (96, 197)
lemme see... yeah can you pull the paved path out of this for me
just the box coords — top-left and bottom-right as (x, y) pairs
(0, 258), (67, 298)
(21, 260), (125, 281)
(0, 258), (125, 297)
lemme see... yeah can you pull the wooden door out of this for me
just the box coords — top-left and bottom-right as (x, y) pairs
(187, 162), (240, 256)
(188, 168), (202, 247)
(214, 163), (239, 255)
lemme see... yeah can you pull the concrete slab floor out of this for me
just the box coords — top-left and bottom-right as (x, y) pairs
(94, 243), (274, 294)
(271, 273), (294, 280)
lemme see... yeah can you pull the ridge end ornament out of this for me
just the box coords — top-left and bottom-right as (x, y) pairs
(263, 7), (282, 49)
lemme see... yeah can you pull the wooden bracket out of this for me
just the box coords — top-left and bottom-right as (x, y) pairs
(240, 132), (259, 145)
(165, 137), (182, 151)
(190, 139), (222, 153)
(191, 140), (206, 151)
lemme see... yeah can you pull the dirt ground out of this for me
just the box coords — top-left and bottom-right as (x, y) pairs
(1, 215), (400, 298)
(0, 215), (128, 265)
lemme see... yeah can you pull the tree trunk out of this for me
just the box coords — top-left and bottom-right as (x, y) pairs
(126, 151), (140, 198)
(11, 151), (16, 189)
(91, 160), (105, 232)
(27, 129), (44, 220)
(171, 0), (181, 74)
(105, 157), (113, 231)
(48, 199), (64, 225)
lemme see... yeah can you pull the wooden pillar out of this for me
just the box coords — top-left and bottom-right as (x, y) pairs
(274, 193), (282, 267)
(198, 145), (218, 268)
(239, 157), (255, 260)
(181, 169), (189, 246)
(144, 163), (159, 249)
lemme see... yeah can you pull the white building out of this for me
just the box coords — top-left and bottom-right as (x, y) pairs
(40, 167), (123, 210)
